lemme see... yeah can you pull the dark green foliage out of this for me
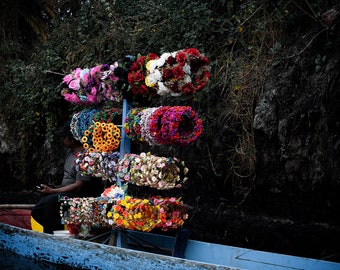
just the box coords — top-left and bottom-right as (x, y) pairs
(0, 0), (337, 199)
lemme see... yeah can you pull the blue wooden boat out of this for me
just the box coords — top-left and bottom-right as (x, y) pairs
(1, 222), (339, 270)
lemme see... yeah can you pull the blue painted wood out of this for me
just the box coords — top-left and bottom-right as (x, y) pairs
(119, 99), (132, 159)
(0, 223), (236, 270)
(2, 224), (338, 270)
(121, 229), (340, 270)
(116, 99), (132, 187)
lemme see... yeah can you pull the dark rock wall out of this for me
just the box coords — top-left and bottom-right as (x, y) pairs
(250, 24), (340, 260)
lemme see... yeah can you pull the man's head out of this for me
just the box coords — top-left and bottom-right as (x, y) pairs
(55, 121), (73, 139)
(55, 121), (82, 148)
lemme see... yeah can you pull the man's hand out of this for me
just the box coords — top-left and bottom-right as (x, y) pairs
(38, 184), (53, 194)
(37, 181), (85, 194)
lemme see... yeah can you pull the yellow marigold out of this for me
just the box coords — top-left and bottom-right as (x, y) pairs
(134, 213), (142, 219)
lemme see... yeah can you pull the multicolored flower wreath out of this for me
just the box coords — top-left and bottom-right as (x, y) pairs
(92, 107), (122, 124)
(75, 151), (120, 181)
(108, 196), (188, 232)
(149, 106), (203, 145)
(151, 196), (189, 231)
(61, 63), (123, 105)
(115, 152), (189, 190)
(128, 48), (210, 97)
(60, 196), (115, 228)
(70, 108), (101, 142)
(139, 107), (160, 145)
(123, 108), (145, 142)
(127, 53), (159, 96)
(110, 196), (159, 231)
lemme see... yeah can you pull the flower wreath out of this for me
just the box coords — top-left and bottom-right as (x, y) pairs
(108, 196), (188, 232)
(127, 53), (159, 96)
(70, 108), (100, 142)
(61, 63), (123, 105)
(139, 107), (160, 145)
(140, 48), (210, 97)
(151, 196), (189, 231)
(75, 151), (120, 181)
(92, 107), (122, 124)
(81, 122), (121, 153)
(123, 108), (145, 142)
(115, 152), (189, 190)
(149, 106), (203, 145)
(60, 196), (115, 228)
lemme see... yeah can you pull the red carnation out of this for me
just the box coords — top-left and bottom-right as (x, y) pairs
(147, 53), (159, 61)
(195, 82), (207, 92)
(170, 82), (180, 93)
(131, 70), (145, 83)
(136, 56), (146, 68)
(176, 52), (187, 66)
(184, 48), (200, 56)
(172, 66), (185, 79)
(138, 84), (149, 95)
(181, 83), (195, 94)
(129, 62), (140, 72)
(201, 56), (210, 65)
(166, 56), (176, 65)
(163, 68), (173, 80)
(202, 70), (211, 80)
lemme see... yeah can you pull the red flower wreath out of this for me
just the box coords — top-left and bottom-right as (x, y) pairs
(127, 53), (159, 96)
(149, 106), (203, 145)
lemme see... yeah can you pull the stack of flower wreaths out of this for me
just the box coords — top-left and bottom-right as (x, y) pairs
(69, 108), (189, 189)
(124, 106), (203, 145)
(60, 195), (188, 232)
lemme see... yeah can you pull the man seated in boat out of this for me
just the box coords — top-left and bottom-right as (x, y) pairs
(31, 121), (103, 234)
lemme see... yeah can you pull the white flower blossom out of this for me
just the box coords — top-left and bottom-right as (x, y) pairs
(157, 82), (170, 96)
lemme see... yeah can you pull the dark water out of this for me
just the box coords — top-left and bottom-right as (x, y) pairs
(0, 249), (81, 270)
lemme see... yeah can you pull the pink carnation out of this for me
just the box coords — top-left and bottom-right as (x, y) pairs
(68, 79), (80, 90)
(74, 68), (82, 78)
(63, 93), (81, 104)
(90, 66), (101, 77)
(82, 72), (90, 84)
(86, 94), (97, 104)
(63, 75), (73, 84)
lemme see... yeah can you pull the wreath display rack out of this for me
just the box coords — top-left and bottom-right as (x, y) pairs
(59, 48), (210, 235)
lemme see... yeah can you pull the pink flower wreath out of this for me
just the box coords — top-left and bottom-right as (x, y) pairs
(149, 106), (203, 145)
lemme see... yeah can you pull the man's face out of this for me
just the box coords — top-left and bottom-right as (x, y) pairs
(63, 136), (74, 148)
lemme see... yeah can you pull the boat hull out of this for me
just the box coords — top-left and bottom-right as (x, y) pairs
(1, 223), (339, 270)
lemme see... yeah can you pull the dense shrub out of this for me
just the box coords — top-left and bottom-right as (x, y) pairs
(0, 0), (336, 201)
